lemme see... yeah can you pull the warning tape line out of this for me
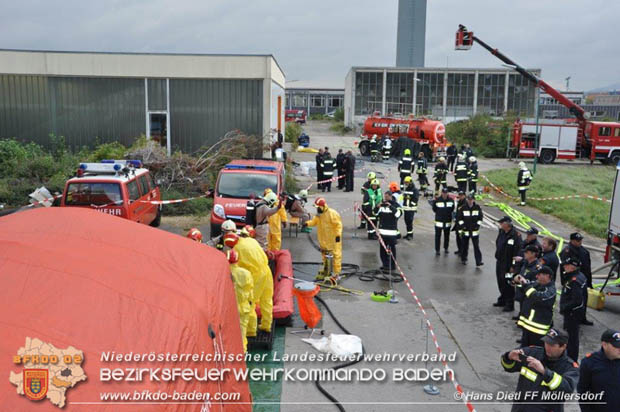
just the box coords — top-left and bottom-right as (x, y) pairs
(480, 175), (611, 203)
(25, 193), (64, 208)
(357, 206), (477, 412)
(305, 175), (345, 191)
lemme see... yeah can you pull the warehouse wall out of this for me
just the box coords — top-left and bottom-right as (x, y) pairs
(0, 74), (145, 149)
(169, 78), (263, 153)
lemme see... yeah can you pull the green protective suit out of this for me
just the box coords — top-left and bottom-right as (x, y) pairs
(234, 237), (273, 335)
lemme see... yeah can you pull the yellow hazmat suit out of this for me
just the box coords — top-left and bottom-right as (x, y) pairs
(267, 201), (287, 251)
(306, 204), (343, 274)
(234, 237), (274, 335)
(230, 263), (254, 352)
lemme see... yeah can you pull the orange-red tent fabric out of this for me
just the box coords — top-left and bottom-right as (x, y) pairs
(0, 208), (251, 411)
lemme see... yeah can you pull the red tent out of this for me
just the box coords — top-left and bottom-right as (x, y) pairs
(0, 208), (251, 411)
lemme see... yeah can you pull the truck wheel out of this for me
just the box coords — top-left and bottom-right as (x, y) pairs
(359, 141), (369, 156)
(539, 150), (556, 164)
(150, 206), (162, 227)
(609, 151), (620, 166)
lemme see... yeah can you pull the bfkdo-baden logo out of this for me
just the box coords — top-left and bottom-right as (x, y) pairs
(10, 337), (87, 408)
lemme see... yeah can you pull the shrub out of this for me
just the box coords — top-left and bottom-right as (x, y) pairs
(285, 162), (299, 194)
(333, 108), (344, 122)
(329, 122), (352, 135)
(445, 114), (516, 158)
(87, 141), (128, 162)
(285, 122), (303, 144)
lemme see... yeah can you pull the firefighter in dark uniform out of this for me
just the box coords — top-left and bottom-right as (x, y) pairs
(362, 179), (382, 240)
(454, 154), (469, 193)
(446, 144), (457, 172)
(375, 191), (401, 273)
(517, 161), (532, 206)
(382, 136), (392, 161)
(398, 148), (414, 185)
(431, 188), (454, 256)
(559, 256), (587, 362)
(578, 329), (620, 412)
(494, 216), (523, 312)
(320, 152), (334, 192)
(560, 232), (593, 325)
(453, 191), (466, 258)
(369, 135), (379, 162)
(416, 151), (429, 194)
(513, 245), (543, 322)
(468, 156), (479, 194)
(540, 237), (560, 281)
(358, 172), (375, 229)
(515, 266), (556, 347)
(512, 228), (542, 276)
(401, 176), (419, 240)
(245, 193), (258, 227)
(315, 148), (324, 190)
(433, 157), (448, 193)
(501, 328), (579, 412)
(336, 149), (346, 190)
(456, 193), (484, 266)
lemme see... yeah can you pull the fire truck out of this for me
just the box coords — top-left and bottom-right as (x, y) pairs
(358, 111), (447, 159)
(456, 25), (620, 165)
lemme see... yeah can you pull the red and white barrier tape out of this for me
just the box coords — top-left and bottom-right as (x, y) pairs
(138, 195), (208, 205)
(305, 174), (345, 190)
(25, 193), (64, 208)
(357, 206), (477, 412)
(481, 174), (611, 203)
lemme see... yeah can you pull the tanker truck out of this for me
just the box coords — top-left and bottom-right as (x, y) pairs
(358, 112), (447, 160)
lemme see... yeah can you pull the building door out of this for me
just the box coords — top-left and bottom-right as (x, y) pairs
(145, 78), (171, 155)
(149, 112), (167, 148)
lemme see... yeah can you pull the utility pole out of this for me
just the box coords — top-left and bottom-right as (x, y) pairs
(565, 76), (571, 91)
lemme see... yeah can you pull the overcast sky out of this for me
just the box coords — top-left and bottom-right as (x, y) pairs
(1, 0), (618, 91)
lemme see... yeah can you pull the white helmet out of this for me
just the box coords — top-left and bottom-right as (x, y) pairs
(221, 220), (236, 232)
(518, 161), (526, 169)
(264, 191), (278, 207)
(298, 189), (308, 200)
(469, 156), (476, 163)
(458, 153), (466, 160)
(439, 156), (446, 162)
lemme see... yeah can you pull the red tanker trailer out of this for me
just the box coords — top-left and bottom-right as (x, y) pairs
(358, 111), (448, 159)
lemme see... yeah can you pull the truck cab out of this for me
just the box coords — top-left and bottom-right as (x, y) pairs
(584, 121), (620, 165)
(285, 110), (307, 124)
(606, 163), (620, 265)
(210, 160), (284, 237)
(60, 160), (162, 226)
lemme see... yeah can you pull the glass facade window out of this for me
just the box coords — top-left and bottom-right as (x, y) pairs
(292, 94), (307, 107)
(446, 73), (475, 117)
(385, 72), (414, 115)
(311, 95), (325, 108)
(355, 71), (383, 115)
(328, 96), (343, 107)
(415, 72), (443, 116)
(508, 74), (536, 116)
(477, 73), (505, 116)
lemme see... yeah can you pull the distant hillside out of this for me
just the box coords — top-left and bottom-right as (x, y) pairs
(587, 82), (620, 93)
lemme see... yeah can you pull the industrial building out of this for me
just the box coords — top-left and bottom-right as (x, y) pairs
(0, 49), (286, 155)
(344, 67), (540, 128)
(396, 0), (427, 67)
(286, 85), (344, 115)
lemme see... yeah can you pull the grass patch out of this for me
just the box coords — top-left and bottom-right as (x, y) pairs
(484, 165), (614, 238)
(329, 121), (352, 135)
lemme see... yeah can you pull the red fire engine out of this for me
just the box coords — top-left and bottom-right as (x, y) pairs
(358, 112), (447, 159)
(456, 25), (620, 165)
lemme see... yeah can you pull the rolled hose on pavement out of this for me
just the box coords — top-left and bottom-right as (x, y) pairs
(312, 294), (365, 412)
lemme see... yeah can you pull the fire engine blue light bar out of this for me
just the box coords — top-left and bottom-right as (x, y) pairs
(225, 164), (276, 171)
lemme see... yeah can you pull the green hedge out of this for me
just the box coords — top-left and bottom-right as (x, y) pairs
(445, 114), (516, 158)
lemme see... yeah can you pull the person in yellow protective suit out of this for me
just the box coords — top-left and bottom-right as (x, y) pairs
(227, 248), (254, 352)
(303, 197), (343, 279)
(228, 233), (274, 336)
(267, 197), (287, 251)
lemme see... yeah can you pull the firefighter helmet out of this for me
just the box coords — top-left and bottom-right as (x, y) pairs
(367, 172), (376, 180)
(404, 176), (412, 183)
(264, 191), (278, 207)
(227, 249), (239, 264)
(389, 181), (400, 192)
(469, 156), (476, 163)
(314, 197), (327, 208)
(439, 156), (446, 162)
(371, 179), (380, 186)
(187, 228), (202, 242)
(298, 189), (308, 200)
(519, 161), (526, 169)
(221, 220), (236, 232)
(223, 232), (239, 248)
